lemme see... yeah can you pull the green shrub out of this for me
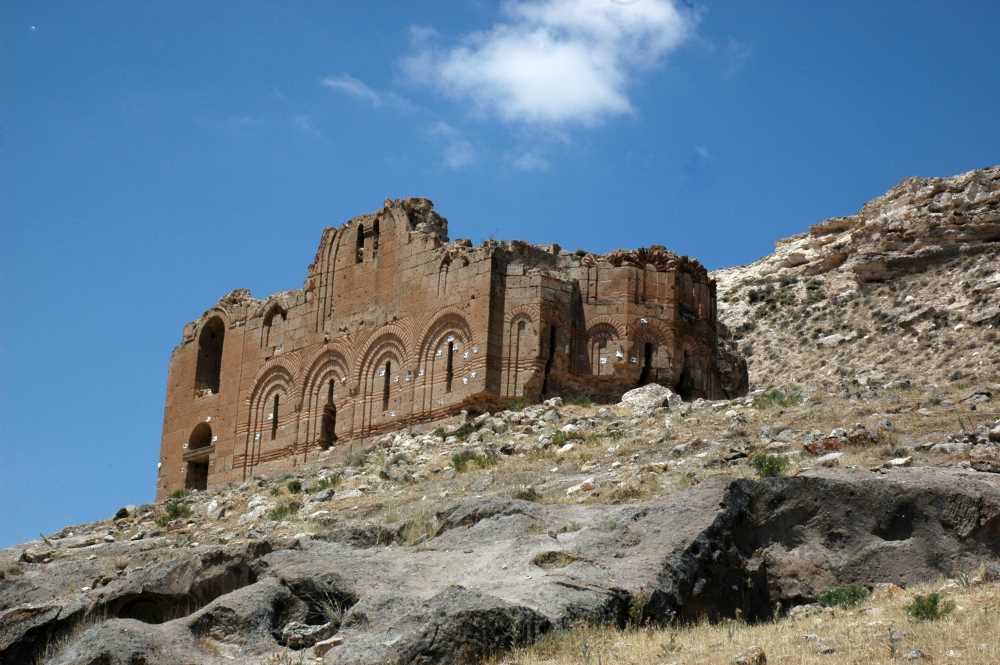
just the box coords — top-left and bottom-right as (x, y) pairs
(164, 499), (191, 520)
(551, 430), (584, 447)
(432, 427), (447, 440)
(286, 479), (302, 494)
(750, 453), (791, 478)
(905, 593), (955, 621)
(155, 498), (191, 527)
(817, 585), (870, 608)
(752, 389), (803, 410)
(268, 501), (302, 522)
(451, 449), (495, 472)
(169, 489), (189, 500)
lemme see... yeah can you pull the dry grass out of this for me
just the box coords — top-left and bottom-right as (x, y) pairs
(490, 582), (1000, 665)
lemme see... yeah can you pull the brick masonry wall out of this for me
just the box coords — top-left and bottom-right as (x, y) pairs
(156, 199), (735, 498)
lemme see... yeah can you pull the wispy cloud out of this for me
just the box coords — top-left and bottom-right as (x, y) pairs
(321, 73), (383, 106)
(403, 0), (696, 126)
(723, 38), (752, 78)
(510, 151), (550, 172)
(292, 114), (322, 137)
(429, 121), (476, 170)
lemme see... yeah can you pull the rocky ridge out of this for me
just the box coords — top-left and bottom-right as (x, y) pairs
(714, 165), (1000, 390)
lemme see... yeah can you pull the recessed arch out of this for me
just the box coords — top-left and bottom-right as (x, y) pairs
(188, 422), (213, 450)
(261, 304), (288, 349)
(194, 317), (225, 395)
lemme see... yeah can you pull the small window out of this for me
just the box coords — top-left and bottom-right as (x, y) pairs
(382, 360), (391, 411)
(270, 394), (280, 440)
(355, 224), (365, 263)
(445, 341), (454, 393)
(321, 380), (337, 449)
(372, 220), (380, 259)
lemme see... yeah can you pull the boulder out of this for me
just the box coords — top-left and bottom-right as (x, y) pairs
(619, 384), (681, 415)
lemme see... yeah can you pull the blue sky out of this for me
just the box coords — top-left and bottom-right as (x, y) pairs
(2, 1), (998, 547)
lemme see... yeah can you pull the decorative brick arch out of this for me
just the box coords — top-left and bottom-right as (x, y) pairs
(416, 309), (475, 362)
(241, 360), (298, 478)
(628, 317), (672, 386)
(352, 325), (412, 387)
(299, 346), (352, 454)
(415, 310), (477, 412)
(354, 330), (409, 436)
(586, 320), (624, 376)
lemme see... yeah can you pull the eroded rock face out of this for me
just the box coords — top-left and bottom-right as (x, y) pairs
(712, 165), (1000, 390)
(6, 468), (999, 665)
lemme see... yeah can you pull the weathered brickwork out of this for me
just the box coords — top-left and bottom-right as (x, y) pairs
(157, 198), (742, 497)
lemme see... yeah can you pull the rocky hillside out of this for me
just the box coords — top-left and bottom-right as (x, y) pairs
(2, 166), (1000, 665)
(714, 165), (1000, 391)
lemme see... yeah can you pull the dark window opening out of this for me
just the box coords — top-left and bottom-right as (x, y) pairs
(445, 341), (454, 393)
(355, 224), (365, 263)
(321, 380), (337, 449)
(674, 352), (695, 401)
(270, 394), (280, 440)
(372, 220), (380, 259)
(541, 325), (557, 394)
(382, 361), (391, 411)
(185, 460), (208, 491)
(189, 423), (213, 450)
(637, 342), (654, 386)
(194, 318), (225, 395)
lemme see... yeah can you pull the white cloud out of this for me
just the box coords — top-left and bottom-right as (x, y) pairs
(429, 122), (476, 169)
(403, 0), (695, 125)
(321, 74), (383, 106)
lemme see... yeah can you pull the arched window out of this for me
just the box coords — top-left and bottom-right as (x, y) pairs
(321, 380), (337, 449)
(188, 422), (213, 449)
(382, 360), (391, 411)
(372, 220), (380, 259)
(261, 306), (287, 349)
(445, 341), (454, 393)
(355, 224), (365, 263)
(270, 394), (280, 440)
(195, 317), (225, 395)
(437, 259), (450, 295)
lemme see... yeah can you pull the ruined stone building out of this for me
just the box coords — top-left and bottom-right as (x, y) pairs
(157, 199), (744, 497)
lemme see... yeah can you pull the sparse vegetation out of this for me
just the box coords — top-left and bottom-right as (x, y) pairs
(752, 389), (803, 410)
(310, 474), (341, 492)
(750, 453), (791, 478)
(905, 592), (956, 621)
(268, 500), (302, 522)
(286, 479), (302, 494)
(551, 430), (585, 447)
(451, 449), (496, 472)
(817, 584), (870, 608)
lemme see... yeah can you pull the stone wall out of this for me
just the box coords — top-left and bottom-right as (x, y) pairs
(157, 199), (741, 497)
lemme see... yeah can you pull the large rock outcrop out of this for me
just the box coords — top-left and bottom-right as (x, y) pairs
(4, 468), (998, 665)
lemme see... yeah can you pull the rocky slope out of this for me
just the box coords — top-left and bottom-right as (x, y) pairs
(714, 165), (1000, 391)
(3, 384), (999, 665)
